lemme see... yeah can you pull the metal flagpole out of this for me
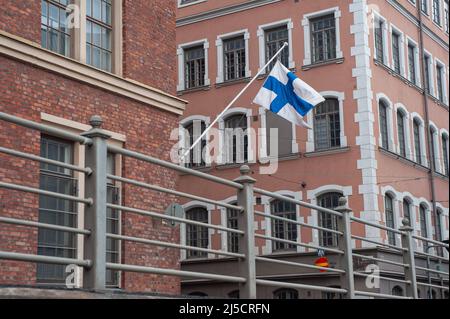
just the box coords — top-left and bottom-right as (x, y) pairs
(180, 42), (289, 162)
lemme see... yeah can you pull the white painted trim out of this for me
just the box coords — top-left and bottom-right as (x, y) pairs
(218, 195), (238, 255)
(177, 0), (207, 9)
(423, 50), (435, 96)
(440, 128), (449, 174)
(405, 36), (422, 86)
(376, 93), (395, 152)
(372, 11), (390, 67)
(389, 23), (406, 77)
(411, 112), (429, 167)
(429, 121), (442, 174)
(394, 103), (412, 160)
(434, 58), (448, 105)
(179, 115), (212, 167)
(177, 38), (210, 91)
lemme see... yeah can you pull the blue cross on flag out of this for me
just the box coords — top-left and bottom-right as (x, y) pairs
(253, 61), (325, 129)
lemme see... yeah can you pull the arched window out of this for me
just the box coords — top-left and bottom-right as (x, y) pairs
(186, 207), (209, 259)
(413, 119), (422, 164)
(184, 120), (207, 168)
(392, 286), (404, 296)
(317, 192), (341, 247)
(228, 290), (240, 299)
(224, 114), (248, 163)
(430, 126), (439, 172)
(385, 193), (396, 246)
(379, 101), (389, 149)
(397, 111), (407, 157)
(314, 98), (341, 151)
(402, 199), (411, 223)
(442, 133), (449, 176)
(419, 204), (428, 239)
(271, 199), (297, 251)
(227, 203), (239, 254)
(434, 209), (444, 256)
(273, 288), (298, 299)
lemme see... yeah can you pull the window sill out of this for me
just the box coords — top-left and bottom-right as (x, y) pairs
(378, 147), (430, 172)
(301, 58), (345, 71)
(177, 85), (211, 95)
(215, 77), (251, 88)
(215, 162), (255, 171)
(179, 165), (212, 176)
(259, 152), (301, 163)
(304, 147), (350, 158)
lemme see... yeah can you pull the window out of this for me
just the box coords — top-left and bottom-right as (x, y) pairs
(266, 111), (294, 157)
(436, 64), (444, 103)
(430, 126), (438, 172)
(265, 26), (289, 70)
(273, 289), (298, 299)
(310, 14), (336, 64)
(408, 44), (417, 85)
(419, 204), (428, 239)
(184, 121), (207, 168)
(318, 193), (340, 247)
(224, 114), (248, 164)
(403, 199), (411, 222)
(379, 101), (389, 150)
(314, 98), (341, 151)
(385, 194), (396, 246)
(227, 205), (239, 254)
(445, 0), (449, 33)
(397, 111), (406, 157)
(433, 0), (441, 25)
(392, 286), (404, 296)
(413, 119), (423, 164)
(422, 0), (429, 14)
(223, 36), (246, 81)
(271, 199), (297, 251)
(186, 207), (208, 259)
(86, 0), (112, 72)
(392, 32), (401, 74)
(41, 0), (71, 57)
(322, 287), (344, 299)
(375, 19), (385, 64)
(442, 134), (449, 176)
(179, 0), (201, 5)
(106, 153), (120, 287)
(434, 210), (443, 256)
(424, 55), (432, 95)
(37, 136), (76, 283)
(184, 46), (206, 89)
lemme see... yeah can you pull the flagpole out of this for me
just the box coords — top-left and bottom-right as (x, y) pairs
(181, 42), (289, 162)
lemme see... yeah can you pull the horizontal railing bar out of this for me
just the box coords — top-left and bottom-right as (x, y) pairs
(412, 235), (450, 248)
(253, 188), (343, 217)
(415, 266), (449, 277)
(354, 290), (412, 299)
(0, 111), (92, 145)
(255, 257), (345, 274)
(107, 263), (246, 283)
(0, 147), (92, 175)
(0, 181), (93, 205)
(0, 216), (91, 235)
(254, 211), (343, 236)
(107, 203), (244, 235)
(108, 175), (242, 211)
(107, 234), (245, 259)
(350, 216), (404, 235)
(354, 272), (411, 284)
(255, 234), (344, 255)
(256, 279), (348, 294)
(107, 145), (243, 190)
(351, 235), (406, 252)
(414, 251), (450, 263)
(416, 282), (450, 290)
(352, 253), (408, 268)
(0, 251), (92, 268)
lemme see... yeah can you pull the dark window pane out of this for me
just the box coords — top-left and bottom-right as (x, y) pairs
(224, 114), (248, 163)
(271, 199), (297, 251)
(265, 26), (289, 70)
(311, 14), (336, 64)
(224, 36), (246, 81)
(379, 101), (389, 149)
(184, 46), (206, 89)
(385, 194), (396, 246)
(318, 193), (341, 247)
(314, 98), (341, 151)
(186, 207), (209, 259)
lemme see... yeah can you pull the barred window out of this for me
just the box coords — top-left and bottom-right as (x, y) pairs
(273, 289), (298, 299)
(424, 55), (431, 94)
(314, 98), (341, 151)
(375, 19), (384, 64)
(224, 36), (246, 81)
(265, 26), (289, 70)
(433, 0), (441, 24)
(397, 111), (406, 157)
(430, 126), (438, 171)
(392, 33), (401, 74)
(86, 0), (112, 72)
(379, 101), (389, 150)
(186, 207), (209, 259)
(184, 46), (206, 89)
(41, 0), (71, 57)
(271, 199), (297, 251)
(318, 193), (340, 247)
(311, 14), (336, 64)
(422, 0), (429, 14)
(385, 194), (396, 246)
(224, 114), (248, 164)
(37, 136), (76, 283)
(413, 119), (422, 164)
(184, 121), (206, 168)
(227, 205), (239, 254)
(436, 65), (444, 102)
(408, 44), (417, 84)
(442, 134), (449, 176)
(434, 210), (443, 256)
(419, 204), (428, 239)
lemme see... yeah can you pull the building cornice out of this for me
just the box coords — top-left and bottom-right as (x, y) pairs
(176, 0), (282, 27)
(0, 31), (187, 115)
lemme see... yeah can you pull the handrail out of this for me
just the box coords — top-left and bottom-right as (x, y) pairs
(412, 234), (450, 248)
(415, 266), (449, 277)
(352, 253), (409, 268)
(256, 279), (348, 294)
(350, 216), (404, 235)
(351, 235), (406, 252)
(354, 290), (412, 299)
(256, 257), (345, 274)
(0, 216), (91, 235)
(0, 251), (92, 268)
(353, 272), (411, 285)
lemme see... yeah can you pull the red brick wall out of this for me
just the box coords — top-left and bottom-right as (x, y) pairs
(0, 0), (40, 43)
(0, 56), (181, 294)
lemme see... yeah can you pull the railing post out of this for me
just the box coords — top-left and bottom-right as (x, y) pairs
(81, 115), (110, 291)
(400, 218), (418, 299)
(335, 197), (355, 299)
(234, 165), (257, 299)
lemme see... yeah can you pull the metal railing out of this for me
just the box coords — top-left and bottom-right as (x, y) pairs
(0, 111), (448, 299)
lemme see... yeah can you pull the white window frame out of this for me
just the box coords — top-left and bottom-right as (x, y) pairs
(306, 91), (347, 153)
(177, 0), (207, 8)
(424, 50), (435, 96)
(389, 24), (406, 77)
(257, 19), (295, 72)
(372, 12), (390, 67)
(411, 113), (429, 167)
(179, 115), (212, 167)
(429, 121), (442, 174)
(394, 103), (412, 160)
(380, 187), (402, 247)
(302, 7), (343, 66)
(216, 29), (251, 84)
(406, 37), (421, 86)
(421, 0), (431, 16)
(432, 0), (443, 27)
(218, 195), (238, 255)
(435, 58), (448, 105)
(440, 128), (450, 174)
(376, 93), (395, 152)
(177, 39), (210, 92)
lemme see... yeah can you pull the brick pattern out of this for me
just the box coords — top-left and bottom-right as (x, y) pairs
(0, 0), (40, 43)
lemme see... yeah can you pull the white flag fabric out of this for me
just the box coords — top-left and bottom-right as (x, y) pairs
(253, 61), (325, 128)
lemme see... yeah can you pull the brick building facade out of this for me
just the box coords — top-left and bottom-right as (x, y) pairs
(0, 0), (185, 294)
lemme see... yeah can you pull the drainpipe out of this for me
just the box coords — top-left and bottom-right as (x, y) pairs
(417, 2), (439, 246)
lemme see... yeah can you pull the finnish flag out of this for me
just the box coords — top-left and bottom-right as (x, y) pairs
(253, 61), (325, 128)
